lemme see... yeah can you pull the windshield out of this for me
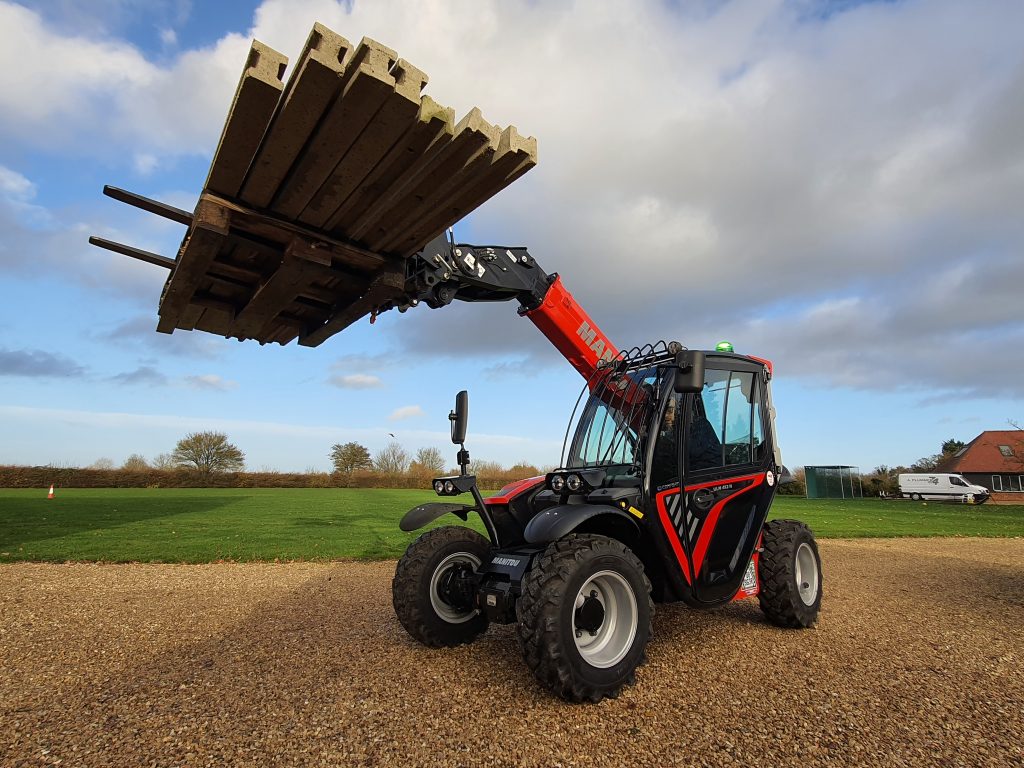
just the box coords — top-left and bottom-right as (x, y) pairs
(562, 366), (663, 469)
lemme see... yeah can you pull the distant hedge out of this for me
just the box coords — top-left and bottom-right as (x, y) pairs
(0, 465), (541, 490)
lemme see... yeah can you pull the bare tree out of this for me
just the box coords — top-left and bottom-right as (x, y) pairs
(171, 431), (245, 475)
(374, 441), (410, 474)
(330, 442), (373, 474)
(121, 454), (149, 471)
(89, 457), (115, 470)
(409, 446), (446, 475)
(151, 453), (176, 471)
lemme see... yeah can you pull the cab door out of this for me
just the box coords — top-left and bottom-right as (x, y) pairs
(682, 358), (777, 605)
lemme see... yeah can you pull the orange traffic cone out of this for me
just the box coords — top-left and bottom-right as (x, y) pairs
(47, 484), (54, 499)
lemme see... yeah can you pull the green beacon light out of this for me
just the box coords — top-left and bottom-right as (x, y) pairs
(715, 341), (734, 353)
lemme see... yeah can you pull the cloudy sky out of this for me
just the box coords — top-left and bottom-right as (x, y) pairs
(1, 0), (1021, 473)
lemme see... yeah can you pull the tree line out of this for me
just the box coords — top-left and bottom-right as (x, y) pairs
(64, 433), (543, 482)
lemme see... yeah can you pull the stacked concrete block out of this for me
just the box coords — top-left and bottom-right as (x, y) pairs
(157, 22), (537, 346)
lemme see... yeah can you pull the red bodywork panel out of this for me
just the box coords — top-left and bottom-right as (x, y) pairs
(524, 275), (648, 420)
(484, 476), (545, 505)
(746, 355), (773, 376)
(524, 276), (619, 381)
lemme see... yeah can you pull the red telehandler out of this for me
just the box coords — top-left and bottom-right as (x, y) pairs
(86, 23), (821, 703)
(90, 197), (822, 703)
(385, 231), (823, 702)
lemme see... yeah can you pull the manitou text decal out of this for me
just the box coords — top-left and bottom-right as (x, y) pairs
(492, 557), (521, 567)
(577, 321), (617, 363)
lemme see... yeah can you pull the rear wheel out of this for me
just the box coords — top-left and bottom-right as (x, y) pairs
(911, 493), (922, 500)
(392, 526), (490, 647)
(516, 534), (652, 702)
(758, 519), (822, 628)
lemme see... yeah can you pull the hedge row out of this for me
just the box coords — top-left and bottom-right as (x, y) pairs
(0, 465), (541, 490)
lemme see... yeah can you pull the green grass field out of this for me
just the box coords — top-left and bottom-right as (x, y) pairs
(1, 488), (1021, 563)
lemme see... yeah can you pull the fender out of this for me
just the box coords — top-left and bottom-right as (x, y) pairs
(523, 503), (639, 545)
(399, 502), (471, 532)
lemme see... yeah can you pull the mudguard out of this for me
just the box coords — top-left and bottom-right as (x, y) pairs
(522, 503), (639, 545)
(399, 502), (472, 532)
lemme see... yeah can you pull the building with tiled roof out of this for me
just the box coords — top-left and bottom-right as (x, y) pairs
(935, 430), (1024, 504)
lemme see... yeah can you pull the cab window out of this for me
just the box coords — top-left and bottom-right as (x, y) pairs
(651, 393), (681, 487)
(688, 368), (759, 473)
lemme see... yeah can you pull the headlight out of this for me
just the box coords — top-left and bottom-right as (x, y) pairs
(444, 480), (455, 494)
(550, 475), (565, 492)
(433, 480), (445, 494)
(566, 473), (583, 492)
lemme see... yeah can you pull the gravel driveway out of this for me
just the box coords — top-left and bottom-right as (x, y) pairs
(1, 538), (1021, 767)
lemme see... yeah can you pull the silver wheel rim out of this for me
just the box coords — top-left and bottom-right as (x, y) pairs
(572, 570), (638, 669)
(429, 551), (481, 624)
(795, 542), (819, 607)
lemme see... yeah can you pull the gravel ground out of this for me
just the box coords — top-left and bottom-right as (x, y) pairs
(1, 539), (1022, 768)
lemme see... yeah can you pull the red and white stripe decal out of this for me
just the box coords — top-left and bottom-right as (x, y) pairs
(655, 489), (691, 584)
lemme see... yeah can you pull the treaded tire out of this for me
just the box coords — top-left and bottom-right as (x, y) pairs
(516, 534), (653, 703)
(392, 526), (490, 647)
(758, 519), (822, 628)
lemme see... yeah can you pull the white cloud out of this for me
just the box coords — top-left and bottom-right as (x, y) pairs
(389, 405), (425, 421)
(0, 165), (35, 201)
(184, 374), (238, 391)
(132, 153), (160, 176)
(159, 27), (178, 47)
(0, 2), (248, 156)
(1, 0), (1021, 400)
(329, 373), (384, 389)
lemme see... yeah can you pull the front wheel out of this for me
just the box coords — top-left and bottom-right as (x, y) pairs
(758, 519), (822, 628)
(516, 534), (652, 703)
(392, 526), (490, 647)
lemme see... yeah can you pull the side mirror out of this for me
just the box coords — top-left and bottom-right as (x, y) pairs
(674, 350), (705, 394)
(450, 390), (468, 444)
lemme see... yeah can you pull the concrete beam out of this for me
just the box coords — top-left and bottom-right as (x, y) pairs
(374, 116), (507, 253)
(205, 40), (288, 199)
(271, 38), (398, 221)
(324, 95), (453, 235)
(239, 24), (351, 210)
(396, 126), (538, 257)
(360, 108), (496, 252)
(300, 57), (428, 229)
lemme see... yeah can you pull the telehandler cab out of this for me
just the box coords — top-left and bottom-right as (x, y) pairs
(391, 233), (822, 702)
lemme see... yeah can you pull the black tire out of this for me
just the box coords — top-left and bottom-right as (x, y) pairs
(758, 519), (822, 628)
(911, 493), (922, 501)
(392, 526), (490, 647)
(516, 534), (653, 703)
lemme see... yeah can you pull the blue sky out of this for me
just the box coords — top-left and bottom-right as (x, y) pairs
(1, 0), (1022, 473)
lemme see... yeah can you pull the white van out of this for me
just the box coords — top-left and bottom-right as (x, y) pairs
(898, 473), (990, 503)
